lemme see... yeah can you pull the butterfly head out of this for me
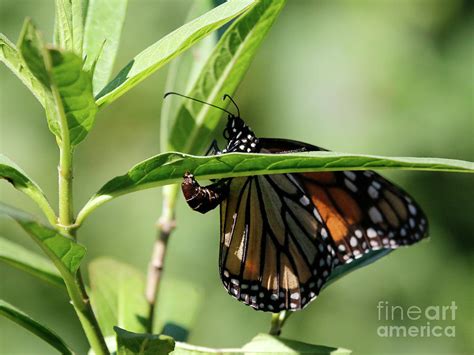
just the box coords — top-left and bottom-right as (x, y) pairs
(222, 114), (259, 153)
(162, 92), (259, 153)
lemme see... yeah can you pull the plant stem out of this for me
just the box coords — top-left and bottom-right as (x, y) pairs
(62, 269), (109, 355)
(56, 128), (109, 354)
(23, 189), (57, 226)
(145, 184), (178, 332)
(269, 311), (292, 336)
(58, 145), (74, 229)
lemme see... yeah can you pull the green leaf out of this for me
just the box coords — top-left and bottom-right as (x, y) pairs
(0, 236), (64, 288)
(95, 0), (257, 108)
(172, 334), (350, 354)
(71, 0), (84, 54)
(114, 326), (175, 355)
(76, 151), (473, 224)
(0, 299), (74, 355)
(54, 0), (84, 53)
(241, 333), (351, 354)
(326, 249), (392, 288)
(0, 32), (47, 107)
(48, 48), (98, 146)
(160, 0), (217, 152)
(168, 0), (286, 155)
(17, 19), (97, 145)
(54, 0), (73, 50)
(0, 203), (86, 286)
(17, 18), (50, 87)
(153, 278), (203, 340)
(89, 258), (148, 337)
(83, 0), (128, 95)
(0, 154), (56, 225)
(16, 19), (61, 137)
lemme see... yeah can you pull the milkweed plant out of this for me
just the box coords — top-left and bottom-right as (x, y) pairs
(0, 1), (472, 354)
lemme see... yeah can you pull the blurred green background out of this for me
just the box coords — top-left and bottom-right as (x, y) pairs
(1, 0), (473, 354)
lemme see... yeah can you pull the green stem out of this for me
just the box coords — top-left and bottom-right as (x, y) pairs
(61, 268), (108, 355)
(75, 195), (108, 227)
(22, 189), (57, 226)
(35, 31), (108, 353)
(269, 311), (292, 336)
(58, 145), (74, 229)
(54, 103), (109, 354)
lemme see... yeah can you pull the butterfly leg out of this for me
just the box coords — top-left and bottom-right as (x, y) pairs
(205, 140), (221, 156)
(181, 172), (228, 214)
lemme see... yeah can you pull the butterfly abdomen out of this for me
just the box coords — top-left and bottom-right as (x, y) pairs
(181, 172), (228, 214)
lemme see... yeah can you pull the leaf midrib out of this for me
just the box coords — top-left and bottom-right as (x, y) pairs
(182, 14), (256, 154)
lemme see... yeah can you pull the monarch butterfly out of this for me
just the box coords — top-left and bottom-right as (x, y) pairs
(167, 92), (429, 312)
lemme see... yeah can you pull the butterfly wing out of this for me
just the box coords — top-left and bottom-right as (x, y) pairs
(219, 138), (429, 312)
(219, 174), (336, 312)
(259, 138), (429, 264)
(296, 169), (428, 265)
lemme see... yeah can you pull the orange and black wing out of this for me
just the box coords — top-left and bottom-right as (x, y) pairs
(296, 169), (428, 266)
(219, 174), (336, 312)
(260, 138), (429, 266)
(218, 138), (428, 312)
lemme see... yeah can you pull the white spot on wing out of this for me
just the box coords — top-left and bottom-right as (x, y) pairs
(350, 236), (358, 247)
(313, 209), (322, 223)
(408, 203), (416, 216)
(320, 228), (328, 239)
(291, 293), (300, 300)
(367, 228), (377, 238)
(344, 179), (358, 192)
(369, 207), (383, 223)
(299, 195), (310, 206)
(368, 186), (379, 199)
(344, 171), (356, 181)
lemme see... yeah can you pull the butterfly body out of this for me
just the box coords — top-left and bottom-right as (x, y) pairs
(181, 113), (429, 312)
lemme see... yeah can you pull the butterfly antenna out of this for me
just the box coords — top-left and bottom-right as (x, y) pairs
(222, 94), (240, 117)
(164, 92), (234, 116)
